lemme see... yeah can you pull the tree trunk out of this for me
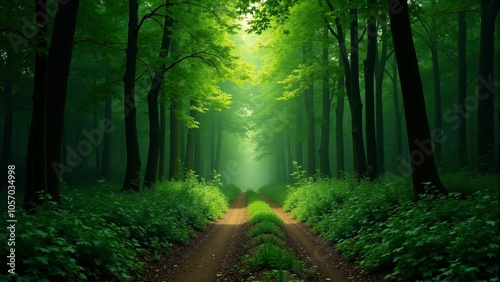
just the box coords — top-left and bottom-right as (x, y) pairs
(1, 50), (14, 189)
(375, 24), (388, 174)
(169, 100), (182, 180)
(24, 0), (48, 210)
(158, 104), (166, 179)
(457, 12), (467, 168)
(45, 0), (79, 202)
(304, 47), (316, 177)
(214, 118), (223, 173)
(94, 108), (100, 179)
(194, 120), (202, 175)
(144, 10), (173, 188)
(294, 98), (304, 166)
(364, 0), (378, 180)
(477, 0), (499, 173)
(122, 0), (142, 192)
(392, 57), (403, 172)
(388, 0), (447, 201)
(185, 100), (198, 171)
(428, 0), (442, 162)
(336, 53), (345, 179)
(101, 86), (112, 180)
(319, 27), (331, 177)
(349, 6), (367, 179)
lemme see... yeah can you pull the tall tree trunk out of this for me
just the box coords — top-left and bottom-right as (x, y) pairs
(392, 57), (403, 173)
(319, 27), (331, 177)
(194, 120), (202, 175)
(169, 100), (182, 180)
(457, 12), (467, 168)
(375, 24), (388, 174)
(305, 68), (316, 177)
(349, 6), (367, 179)
(388, 0), (447, 201)
(101, 85), (112, 180)
(477, 0), (499, 173)
(430, 2), (442, 161)
(185, 100), (198, 171)
(144, 9), (173, 188)
(294, 98), (304, 166)
(214, 118), (223, 173)
(45, 0), (79, 202)
(1, 50), (14, 189)
(94, 108), (100, 179)
(336, 53), (345, 179)
(364, 0), (378, 180)
(158, 104), (166, 179)
(24, 0), (48, 210)
(122, 0), (141, 192)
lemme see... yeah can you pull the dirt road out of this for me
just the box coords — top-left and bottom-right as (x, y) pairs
(140, 194), (247, 282)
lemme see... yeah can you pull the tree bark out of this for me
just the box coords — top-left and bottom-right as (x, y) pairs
(457, 12), (467, 168)
(349, 6), (367, 179)
(185, 100), (198, 171)
(294, 97), (304, 166)
(336, 53), (345, 179)
(158, 104), (166, 179)
(1, 50), (14, 189)
(392, 57), (403, 172)
(45, 0), (79, 202)
(305, 47), (316, 178)
(375, 24), (388, 174)
(122, 0), (142, 192)
(388, 0), (446, 201)
(101, 84), (112, 180)
(169, 100), (182, 180)
(430, 8), (442, 161)
(477, 0), (499, 173)
(24, 0), (48, 210)
(319, 27), (331, 177)
(144, 9), (173, 188)
(214, 118), (223, 173)
(364, 0), (378, 180)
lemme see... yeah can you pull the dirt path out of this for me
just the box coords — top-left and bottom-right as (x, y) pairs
(139, 194), (247, 282)
(256, 193), (349, 281)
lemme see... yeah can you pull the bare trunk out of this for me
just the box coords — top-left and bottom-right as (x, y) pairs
(336, 54), (345, 179)
(375, 24), (388, 174)
(169, 100), (182, 180)
(122, 0), (142, 192)
(101, 87), (112, 180)
(364, 0), (378, 180)
(388, 0), (446, 201)
(477, 0), (499, 172)
(319, 27), (331, 177)
(24, 0), (48, 210)
(457, 12), (467, 168)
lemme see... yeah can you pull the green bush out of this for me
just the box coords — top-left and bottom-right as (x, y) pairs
(1, 178), (231, 281)
(257, 185), (289, 206)
(283, 172), (499, 281)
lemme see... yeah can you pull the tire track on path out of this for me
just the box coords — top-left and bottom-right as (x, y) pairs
(140, 193), (247, 282)
(259, 194), (353, 282)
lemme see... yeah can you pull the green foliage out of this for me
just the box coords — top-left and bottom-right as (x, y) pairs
(257, 185), (290, 206)
(220, 184), (242, 203)
(339, 192), (500, 281)
(239, 190), (314, 281)
(2, 179), (230, 281)
(282, 173), (500, 281)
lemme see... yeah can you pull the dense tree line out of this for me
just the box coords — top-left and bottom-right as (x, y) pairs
(0, 0), (498, 208)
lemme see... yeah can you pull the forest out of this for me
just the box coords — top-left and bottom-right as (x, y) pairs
(0, 0), (499, 281)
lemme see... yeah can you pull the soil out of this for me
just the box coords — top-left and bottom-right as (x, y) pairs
(138, 192), (385, 282)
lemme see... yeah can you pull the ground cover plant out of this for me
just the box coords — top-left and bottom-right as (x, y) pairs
(0, 177), (234, 282)
(237, 190), (314, 281)
(275, 172), (500, 281)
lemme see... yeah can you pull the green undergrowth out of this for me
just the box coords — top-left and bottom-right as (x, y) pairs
(237, 190), (314, 282)
(281, 170), (500, 281)
(1, 175), (235, 282)
(257, 185), (289, 206)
